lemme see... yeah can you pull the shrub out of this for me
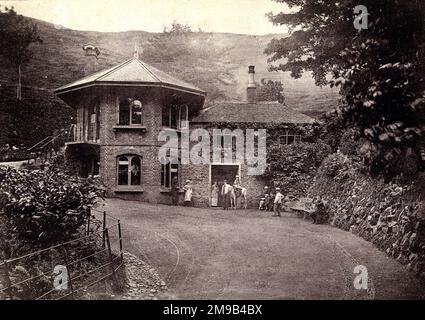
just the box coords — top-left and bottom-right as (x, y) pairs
(264, 141), (332, 197)
(321, 152), (353, 180)
(0, 167), (105, 247)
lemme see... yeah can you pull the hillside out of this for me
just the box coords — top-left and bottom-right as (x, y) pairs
(0, 17), (340, 118)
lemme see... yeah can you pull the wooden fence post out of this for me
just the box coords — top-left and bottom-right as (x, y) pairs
(104, 228), (118, 286)
(62, 248), (75, 299)
(102, 211), (106, 248)
(86, 208), (91, 236)
(118, 220), (123, 261)
(2, 260), (13, 300)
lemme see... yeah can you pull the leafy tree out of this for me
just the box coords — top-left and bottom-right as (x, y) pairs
(265, 0), (425, 178)
(0, 7), (42, 100)
(145, 21), (193, 63)
(0, 85), (73, 150)
(143, 21), (231, 104)
(163, 20), (193, 35)
(256, 78), (285, 103)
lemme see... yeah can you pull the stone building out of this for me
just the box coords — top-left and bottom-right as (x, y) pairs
(54, 54), (314, 208)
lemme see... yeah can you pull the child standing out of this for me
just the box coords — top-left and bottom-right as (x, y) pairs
(259, 197), (265, 210)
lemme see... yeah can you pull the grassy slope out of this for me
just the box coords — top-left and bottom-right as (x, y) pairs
(0, 17), (340, 118)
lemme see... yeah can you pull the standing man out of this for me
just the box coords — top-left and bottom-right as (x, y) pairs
(273, 187), (283, 217)
(221, 179), (231, 210)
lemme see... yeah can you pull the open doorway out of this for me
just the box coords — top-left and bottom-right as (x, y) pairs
(210, 164), (240, 207)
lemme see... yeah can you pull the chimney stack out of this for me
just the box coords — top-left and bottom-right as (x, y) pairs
(247, 65), (257, 103)
(133, 43), (139, 59)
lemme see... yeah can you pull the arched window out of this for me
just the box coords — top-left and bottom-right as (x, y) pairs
(117, 155), (142, 186)
(118, 98), (143, 126)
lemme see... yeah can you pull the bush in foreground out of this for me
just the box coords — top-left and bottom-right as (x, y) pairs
(0, 167), (105, 248)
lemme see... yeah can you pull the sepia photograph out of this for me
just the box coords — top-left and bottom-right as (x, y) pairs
(0, 0), (424, 313)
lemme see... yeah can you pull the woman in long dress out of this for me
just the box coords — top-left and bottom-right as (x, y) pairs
(211, 181), (218, 207)
(183, 180), (193, 206)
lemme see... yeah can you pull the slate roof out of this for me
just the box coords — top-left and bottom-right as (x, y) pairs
(192, 102), (315, 124)
(54, 58), (206, 96)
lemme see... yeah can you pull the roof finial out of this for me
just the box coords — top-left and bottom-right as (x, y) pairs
(133, 43), (139, 59)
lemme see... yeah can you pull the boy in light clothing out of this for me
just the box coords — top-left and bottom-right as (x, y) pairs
(273, 187), (283, 217)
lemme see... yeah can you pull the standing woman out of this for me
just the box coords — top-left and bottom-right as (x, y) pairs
(183, 180), (193, 206)
(211, 181), (219, 207)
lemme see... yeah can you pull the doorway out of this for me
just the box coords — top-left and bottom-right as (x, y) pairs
(209, 164), (240, 207)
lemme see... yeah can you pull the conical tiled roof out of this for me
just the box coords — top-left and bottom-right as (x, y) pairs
(54, 58), (205, 96)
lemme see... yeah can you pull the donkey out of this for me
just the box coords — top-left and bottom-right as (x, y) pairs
(228, 185), (237, 210)
(233, 186), (248, 209)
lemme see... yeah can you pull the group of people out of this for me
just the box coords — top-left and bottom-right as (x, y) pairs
(175, 176), (326, 224)
(259, 186), (284, 217)
(173, 176), (246, 209)
(211, 175), (246, 210)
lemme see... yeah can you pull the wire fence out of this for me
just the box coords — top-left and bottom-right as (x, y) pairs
(0, 208), (124, 300)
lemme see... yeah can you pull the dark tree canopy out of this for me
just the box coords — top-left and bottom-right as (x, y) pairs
(0, 7), (42, 99)
(266, 0), (425, 178)
(256, 79), (285, 103)
(0, 7), (42, 69)
(143, 21), (231, 104)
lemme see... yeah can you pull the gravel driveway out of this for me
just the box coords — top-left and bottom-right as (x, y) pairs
(100, 199), (424, 300)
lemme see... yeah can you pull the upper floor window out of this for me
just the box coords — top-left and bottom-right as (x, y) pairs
(162, 104), (188, 129)
(88, 99), (100, 141)
(278, 131), (302, 146)
(179, 105), (188, 129)
(118, 98), (143, 126)
(117, 155), (142, 186)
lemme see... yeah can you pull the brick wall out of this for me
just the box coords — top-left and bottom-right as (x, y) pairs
(181, 124), (268, 208)
(98, 88), (174, 204)
(67, 87), (268, 208)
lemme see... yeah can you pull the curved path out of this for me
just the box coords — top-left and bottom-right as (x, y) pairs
(102, 199), (424, 300)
